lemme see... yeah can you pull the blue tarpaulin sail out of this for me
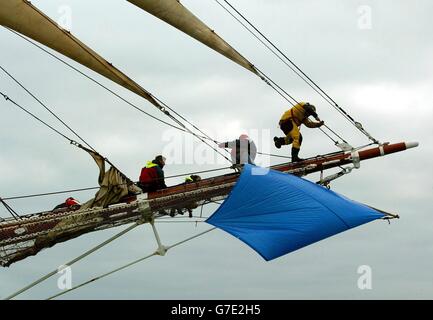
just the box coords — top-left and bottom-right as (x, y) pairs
(206, 165), (385, 261)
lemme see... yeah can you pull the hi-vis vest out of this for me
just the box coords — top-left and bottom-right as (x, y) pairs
(139, 161), (159, 184)
(146, 161), (157, 169)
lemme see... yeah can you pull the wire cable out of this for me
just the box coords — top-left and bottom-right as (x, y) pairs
(0, 65), (96, 152)
(1, 166), (233, 201)
(46, 227), (216, 300)
(0, 197), (21, 220)
(214, 0), (379, 143)
(4, 27), (231, 162)
(4, 222), (139, 300)
(1, 91), (76, 143)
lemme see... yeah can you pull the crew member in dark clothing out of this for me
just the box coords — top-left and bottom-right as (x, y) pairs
(170, 175), (202, 218)
(184, 175), (201, 218)
(138, 155), (167, 193)
(218, 134), (257, 167)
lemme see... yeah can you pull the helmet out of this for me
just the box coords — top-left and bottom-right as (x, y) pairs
(239, 134), (249, 140)
(303, 103), (318, 118)
(65, 197), (80, 207)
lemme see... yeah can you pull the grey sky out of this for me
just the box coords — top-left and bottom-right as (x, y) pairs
(0, 0), (432, 299)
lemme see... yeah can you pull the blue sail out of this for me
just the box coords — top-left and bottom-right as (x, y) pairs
(206, 165), (384, 261)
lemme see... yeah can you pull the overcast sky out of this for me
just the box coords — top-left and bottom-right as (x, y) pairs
(0, 0), (432, 299)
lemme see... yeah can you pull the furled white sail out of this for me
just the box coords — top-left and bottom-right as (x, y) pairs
(0, 0), (161, 108)
(128, 0), (258, 75)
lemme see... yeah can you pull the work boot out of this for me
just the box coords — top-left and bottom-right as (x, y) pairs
(169, 208), (176, 217)
(291, 147), (304, 162)
(273, 137), (285, 149)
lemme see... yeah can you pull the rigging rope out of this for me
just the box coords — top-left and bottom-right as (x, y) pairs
(3, 137), (371, 203)
(4, 222), (140, 300)
(1, 166), (234, 201)
(0, 90), (131, 182)
(4, 27), (231, 164)
(0, 65), (96, 152)
(0, 197), (21, 220)
(46, 227), (216, 300)
(3, 28), (188, 134)
(213, 0), (379, 144)
(255, 67), (345, 145)
(153, 95), (233, 161)
(3, 27), (336, 163)
(0, 90), (77, 143)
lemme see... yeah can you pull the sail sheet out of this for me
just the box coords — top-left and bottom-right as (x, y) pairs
(0, 0), (161, 108)
(128, 0), (258, 75)
(206, 165), (384, 261)
(80, 147), (140, 209)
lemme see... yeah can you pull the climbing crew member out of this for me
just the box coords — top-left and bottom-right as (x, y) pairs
(274, 102), (324, 162)
(138, 155), (167, 193)
(218, 134), (257, 167)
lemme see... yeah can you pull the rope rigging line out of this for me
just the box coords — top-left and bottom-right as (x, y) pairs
(46, 227), (216, 300)
(254, 67), (297, 106)
(4, 27), (231, 163)
(0, 90), (77, 143)
(155, 220), (207, 224)
(213, 0), (379, 144)
(0, 90), (130, 182)
(1, 166), (234, 201)
(213, 0), (338, 109)
(256, 67), (345, 145)
(3, 28), (198, 137)
(257, 151), (291, 159)
(0, 65), (96, 152)
(0, 197), (21, 220)
(2, 135), (372, 203)
(4, 222), (140, 300)
(150, 97), (232, 163)
(4, 27), (340, 162)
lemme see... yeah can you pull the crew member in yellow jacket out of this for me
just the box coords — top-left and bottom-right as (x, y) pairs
(274, 102), (324, 162)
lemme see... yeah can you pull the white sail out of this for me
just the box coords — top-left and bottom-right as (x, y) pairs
(0, 0), (161, 108)
(128, 0), (258, 75)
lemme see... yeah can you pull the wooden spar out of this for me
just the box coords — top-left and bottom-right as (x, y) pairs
(0, 141), (418, 267)
(273, 141), (419, 174)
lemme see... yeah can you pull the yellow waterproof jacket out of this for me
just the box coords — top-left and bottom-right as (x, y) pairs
(279, 102), (320, 128)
